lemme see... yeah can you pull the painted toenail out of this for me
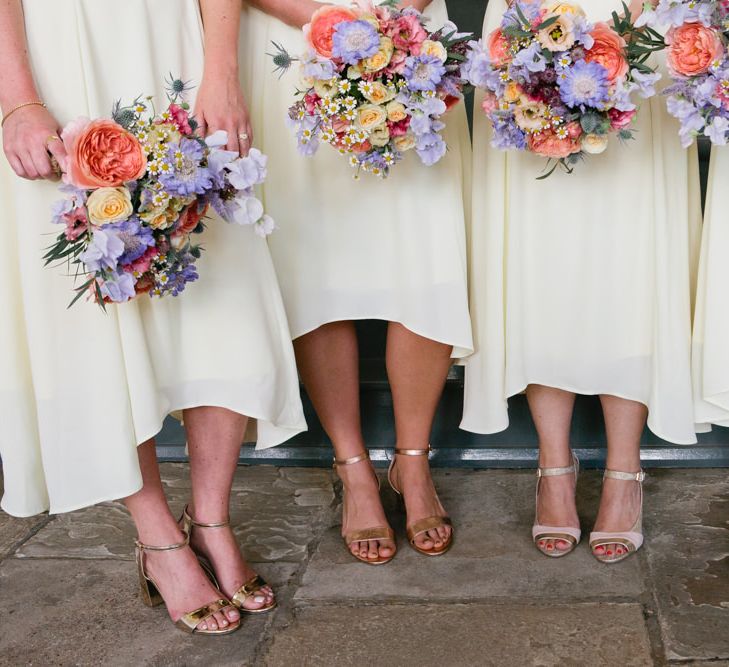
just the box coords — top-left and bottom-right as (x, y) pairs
(254, 595), (266, 603)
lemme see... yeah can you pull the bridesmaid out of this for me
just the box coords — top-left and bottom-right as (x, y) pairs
(462, 0), (702, 562)
(693, 148), (729, 427)
(0, 0), (306, 633)
(240, 0), (473, 562)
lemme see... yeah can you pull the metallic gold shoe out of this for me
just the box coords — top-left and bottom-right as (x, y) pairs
(387, 446), (453, 557)
(333, 452), (396, 565)
(532, 453), (581, 558)
(589, 469), (645, 564)
(180, 506), (277, 614)
(134, 534), (240, 636)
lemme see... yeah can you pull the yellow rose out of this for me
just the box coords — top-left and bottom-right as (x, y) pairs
(313, 78), (339, 98)
(139, 206), (172, 230)
(369, 124), (391, 147)
(581, 133), (609, 154)
(363, 36), (394, 73)
(420, 39), (448, 63)
(86, 187), (133, 226)
(503, 82), (522, 103)
(347, 64), (364, 80)
(386, 101), (408, 123)
(546, 2), (586, 16)
(357, 104), (388, 131)
(362, 81), (397, 105)
(537, 13), (576, 52)
(393, 132), (417, 152)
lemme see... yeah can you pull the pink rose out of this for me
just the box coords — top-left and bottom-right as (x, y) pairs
(305, 92), (321, 114)
(168, 104), (193, 135)
(63, 119), (147, 189)
(608, 108), (636, 130)
(391, 15), (427, 53)
(666, 22), (725, 77)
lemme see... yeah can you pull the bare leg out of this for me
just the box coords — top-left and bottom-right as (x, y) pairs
(593, 395), (645, 558)
(294, 321), (395, 561)
(386, 323), (452, 552)
(123, 440), (239, 630)
(184, 406), (274, 610)
(526, 385), (579, 554)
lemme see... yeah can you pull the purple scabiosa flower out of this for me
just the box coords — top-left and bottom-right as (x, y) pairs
(81, 228), (125, 272)
(559, 60), (610, 109)
(403, 54), (447, 92)
(159, 138), (213, 197)
(100, 270), (137, 303)
(331, 20), (380, 66)
(111, 217), (156, 265)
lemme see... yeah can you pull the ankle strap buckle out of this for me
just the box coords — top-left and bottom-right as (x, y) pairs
(604, 469), (645, 482)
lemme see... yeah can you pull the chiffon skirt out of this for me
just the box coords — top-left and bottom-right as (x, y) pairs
(693, 148), (729, 427)
(0, 0), (306, 517)
(461, 0), (703, 444)
(238, 0), (474, 358)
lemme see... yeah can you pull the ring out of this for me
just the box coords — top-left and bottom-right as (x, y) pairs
(49, 156), (62, 176)
(46, 135), (61, 146)
(238, 133), (249, 141)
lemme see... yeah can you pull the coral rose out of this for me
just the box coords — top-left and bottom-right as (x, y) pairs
(666, 23), (725, 77)
(174, 203), (208, 237)
(528, 125), (582, 159)
(585, 22), (629, 83)
(487, 29), (512, 67)
(305, 6), (358, 58)
(65, 119), (146, 189)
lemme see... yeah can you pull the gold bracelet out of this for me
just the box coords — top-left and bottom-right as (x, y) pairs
(1, 101), (46, 128)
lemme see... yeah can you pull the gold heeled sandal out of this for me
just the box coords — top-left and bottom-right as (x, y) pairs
(180, 506), (277, 614)
(589, 469), (645, 565)
(333, 452), (396, 565)
(533, 453), (581, 558)
(135, 534), (240, 635)
(388, 446), (453, 557)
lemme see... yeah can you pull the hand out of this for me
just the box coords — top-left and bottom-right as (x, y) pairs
(195, 72), (253, 156)
(294, 1), (323, 29)
(2, 104), (67, 181)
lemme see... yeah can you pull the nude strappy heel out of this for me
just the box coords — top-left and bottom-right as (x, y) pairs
(135, 534), (240, 635)
(388, 446), (453, 557)
(333, 452), (397, 565)
(589, 469), (645, 564)
(180, 506), (277, 614)
(533, 453), (581, 558)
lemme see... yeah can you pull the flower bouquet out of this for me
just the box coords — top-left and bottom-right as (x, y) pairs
(269, 0), (472, 178)
(639, 0), (729, 146)
(464, 1), (665, 177)
(45, 79), (274, 309)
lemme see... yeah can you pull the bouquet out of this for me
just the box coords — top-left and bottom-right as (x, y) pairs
(463, 1), (664, 177)
(270, 0), (472, 178)
(45, 78), (274, 309)
(640, 0), (729, 146)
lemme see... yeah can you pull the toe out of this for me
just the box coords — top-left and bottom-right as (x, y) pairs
(225, 607), (240, 623)
(378, 539), (395, 558)
(367, 541), (379, 560)
(359, 542), (369, 559)
(213, 611), (229, 628)
(426, 529), (442, 548)
(416, 533), (435, 551)
(544, 539), (555, 553)
(555, 539), (570, 551)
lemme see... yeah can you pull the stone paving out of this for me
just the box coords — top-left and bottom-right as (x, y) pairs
(0, 466), (727, 666)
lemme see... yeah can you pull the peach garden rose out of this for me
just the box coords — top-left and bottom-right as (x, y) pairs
(304, 5), (358, 58)
(666, 22), (725, 77)
(585, 22), (629, 83)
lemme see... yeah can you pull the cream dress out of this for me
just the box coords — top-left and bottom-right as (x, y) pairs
(239, 0), (474, 358)
(0, 0), (306, 517)
(461, 0), (703, 444)
(693, 149), (729, 427)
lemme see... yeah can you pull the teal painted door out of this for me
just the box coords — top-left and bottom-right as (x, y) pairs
(158, 0), (729, 468)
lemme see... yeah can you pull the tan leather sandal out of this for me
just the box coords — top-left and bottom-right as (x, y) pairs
(135, 534), (240, 635)
(180, 506), (277, 614)
(333, 452), (396, 565)
(388, 446), (453, 557)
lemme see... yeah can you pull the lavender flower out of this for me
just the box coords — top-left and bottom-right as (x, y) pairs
(81, 229), (125, 272)
(511, 41), (547, 75)
(332, 20), (380, 65)
(100, 271), (137, 303)
(705, 115), (729, 144)
(226, 148), (268, 191)
(415, 132), (447, 166)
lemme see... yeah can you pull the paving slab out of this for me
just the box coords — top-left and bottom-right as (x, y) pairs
(262, 603), (654, 667)
(16, 466), (335, 563)
(297, 470), (646, 603)
(0, 557), (295, 667)
(0, 473), (50, 560)
(642, 470), (729, 662)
